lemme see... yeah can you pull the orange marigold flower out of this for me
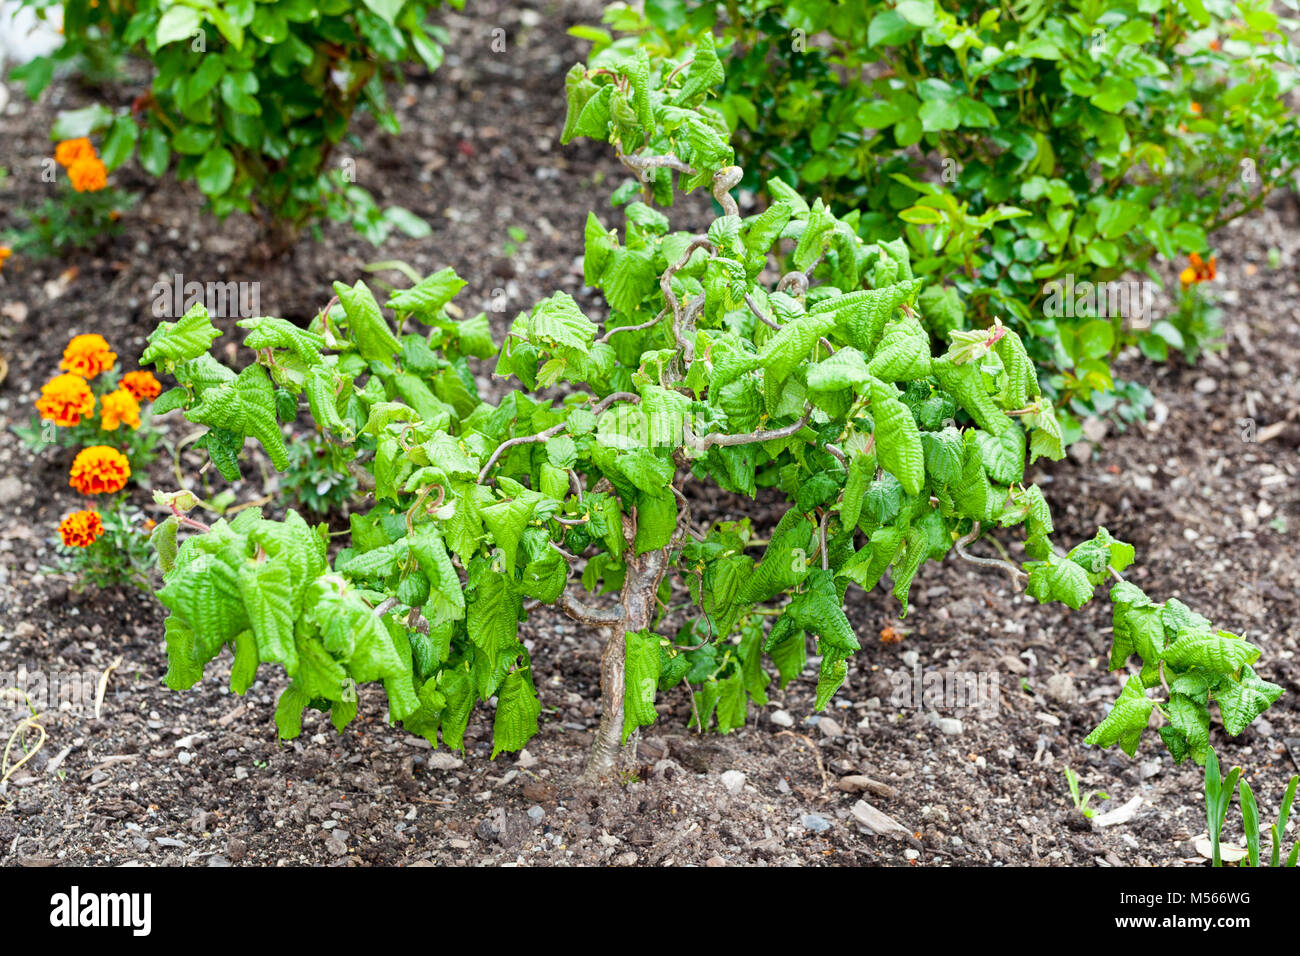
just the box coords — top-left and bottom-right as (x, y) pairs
(59, 333), (116, 379)
(100, 388), (141, 431)
(59, 509), (105, 548)
(1181, 252), (1218, 286)
(0, 246), (11, 272)
(55, 137), (95, 168)
(35, 373), (96, 427)
(68, 156), (108, 193)
(69, 446), (131, 495)
(120, 369), (162, 402)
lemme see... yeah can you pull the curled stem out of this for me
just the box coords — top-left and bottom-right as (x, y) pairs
(953, 522), (1027, 589)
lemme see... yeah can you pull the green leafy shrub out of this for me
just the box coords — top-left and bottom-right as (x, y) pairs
(13, 0), (461, 252)
(138, 36), (1281, 781)
(591, 0), (1300, 430)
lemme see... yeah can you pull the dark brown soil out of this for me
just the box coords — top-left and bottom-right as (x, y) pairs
(1, 1), (1297, 868)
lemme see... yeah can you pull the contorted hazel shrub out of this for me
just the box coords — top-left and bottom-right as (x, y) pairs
(140, 35), (1282, 781)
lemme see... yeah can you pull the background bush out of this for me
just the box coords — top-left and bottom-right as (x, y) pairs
(13, 0), (463, 251)
(589, 0), (1300, 429)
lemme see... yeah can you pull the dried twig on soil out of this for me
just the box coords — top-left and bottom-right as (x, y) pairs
(1, 708), (46, 789)
(94, 656), (122, 719)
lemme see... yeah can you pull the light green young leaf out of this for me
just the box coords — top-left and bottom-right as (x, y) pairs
(333, 280), (400, 368)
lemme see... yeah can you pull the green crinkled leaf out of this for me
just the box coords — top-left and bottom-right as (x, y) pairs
(787, 569), (859, 654)
(994, 328), (1039, 409)
(815, 648), (850, 711)
(1085, 674), (1155, 757)
(867, 314), (931, 382)
(388, 267), (467, 318)
(917, 284), (963, 339)
(1026, 554), (1094, 610)
(1067, 527), (1135, 585)
(810, 282), (921, 354)
(333, 279), (400, 368)
(491, 668), (541, 758)
(229, 629), (259, 694)
(1214, 666), (1283, 736)
(931, 354), (1013, 436)
(466, 558), (523, 698)
(141, 303), (221, 367)
(741, 512), (813, 603)
(304, 366), (348, 434)
(238, 559), (298, 674)
(1026, 400), (1066, 463)
(623, 630), (662, 742)
(806, 347), (872, 392)
(758, 313), (837, 385)
(480, 494), (536, 570)
(921, 428), (964, 487)
(340, 539), (409, 579)
(839, 525), (905, 592)
(151, 516), (180, 574)
(675, 31), (725, 104)
(973, 424), (1026, 486)
(274, 685), (311, 740)
(838, 449), (875, 530)
(870, 380), (924, 496)
(1161, 692), (1211, 764)
(186, 362), (290, 470)
(238, 315), (325, 365)
(518, 292), (597, 352)
(1162, 629), (1260, 676)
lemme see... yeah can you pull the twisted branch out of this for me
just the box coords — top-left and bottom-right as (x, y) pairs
(745, 292), (781, 330)
(477, 392), (641, 484)
(685, 410), (812, 453)
(599, 307), (666, 344)
(557, 590), (624, 625)
(953, 522), (1026, 589)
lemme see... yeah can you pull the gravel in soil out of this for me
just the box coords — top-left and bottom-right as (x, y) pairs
(0, 2), (1297, 866)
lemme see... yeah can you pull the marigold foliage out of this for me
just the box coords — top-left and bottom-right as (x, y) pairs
(140, 35), (1281, 765)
